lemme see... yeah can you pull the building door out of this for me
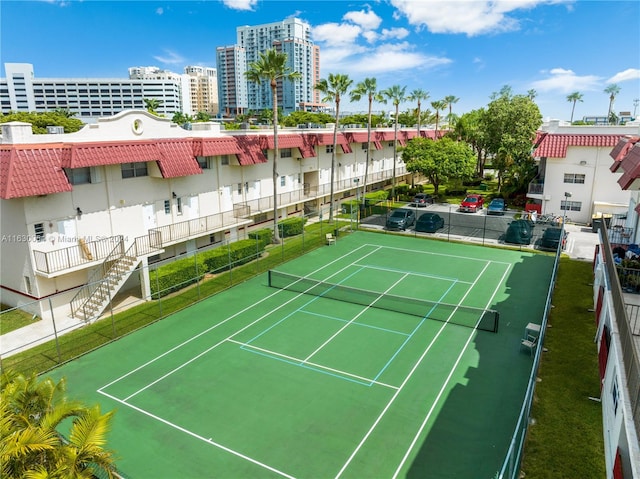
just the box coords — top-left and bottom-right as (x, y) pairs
(143, 204), (157, 231)
(57, 219), (77, 240)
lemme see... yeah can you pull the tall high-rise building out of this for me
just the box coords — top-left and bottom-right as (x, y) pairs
(217, 18), (321, 116)
(215, 46), (248, 118)
(184, 66), (219, 116)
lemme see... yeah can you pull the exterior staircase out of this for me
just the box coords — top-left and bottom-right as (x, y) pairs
(70, 237), (142, 322)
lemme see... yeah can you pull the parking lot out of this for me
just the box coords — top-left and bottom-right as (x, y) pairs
(357, 201), (599, 260)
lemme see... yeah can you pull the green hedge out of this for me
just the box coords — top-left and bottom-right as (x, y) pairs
(278, 217), (306, 237)
(363, 190), (388, 206)
(249, 228), (272, 249)
(150, 238), (267, 298)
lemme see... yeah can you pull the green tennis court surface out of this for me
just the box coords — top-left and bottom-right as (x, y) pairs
(49, 231), (554, 478)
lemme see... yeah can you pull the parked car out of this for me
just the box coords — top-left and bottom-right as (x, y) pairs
(505, 219), (534, 245)
(412, 193), (435, 207)
(386, 208), (416, 230)
(415, 213), (445, 233)
(487, 198), (506, 215)
(459, 194), (484, 213)
(540, 227), (568, 250)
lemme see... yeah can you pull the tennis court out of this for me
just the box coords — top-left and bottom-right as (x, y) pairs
(49, 231), (554, 478)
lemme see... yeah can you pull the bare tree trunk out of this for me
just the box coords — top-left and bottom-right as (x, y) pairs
(271, 83), (280, 243)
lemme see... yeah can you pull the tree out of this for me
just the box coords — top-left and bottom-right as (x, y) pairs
(483, 95), (542, 192)
(454, 109), (488, 176)
(143, 98), (162, 115)
(407, 89), (430, 135)
(52, 108), (76, 118)
(430, 99), (448, 138)
(350, 78), (383, 196)
(402, 137), (475, 196)
(0, 112), (84, 134)
(316, 73), (354, 221)
(281, 111), (333, 127)
(443, 95), (459, 128)
(245, 48), (301, 242)
(194, 111), (211, 122)
(0, 370), (117, 478)
(381, 85), (407, 199)
(566, 91), (584, 123)
(604, 84), (621, 124)
(527, 89), (537, 100)
(490, 85), (513, 100)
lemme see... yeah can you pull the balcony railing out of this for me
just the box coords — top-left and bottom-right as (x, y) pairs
(609, 225), (633, 245)
(32, 235), (124, 275)
(148, 210), (247, 247)
(527, 180), (544, 195)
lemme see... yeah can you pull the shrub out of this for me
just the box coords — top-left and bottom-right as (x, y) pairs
(150, 254), (206, 298)
(278, 216), (306, 237)
(484, 172), (495, 181)
(249, 228), (272, 248)
(363, 190), (388, 206)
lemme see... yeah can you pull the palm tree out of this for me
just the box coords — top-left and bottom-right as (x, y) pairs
(566, 91), (584, 123)
(245, 48), (301, 242)
(381, 85), (407, 199)
(604, 84), (621, 124)
(316, 73), (354, 221)
(430, 99), (448, 138)
(443, 95), (459, 128)
(527, 89), (537, 100)
(1, 371), (117, 478)
(143, 98), (162, 115)
(407, 89), (430, 135)
(350, 78), (383, 197)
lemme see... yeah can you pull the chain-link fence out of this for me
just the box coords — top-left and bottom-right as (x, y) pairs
(1, 212), (345, 375)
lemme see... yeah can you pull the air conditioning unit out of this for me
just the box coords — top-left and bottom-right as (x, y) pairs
(47, 126), (65, 134)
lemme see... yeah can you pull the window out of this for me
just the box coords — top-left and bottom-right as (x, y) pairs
(280, 148), (292, 158)
(24, 276), (32, 295)
(560, 200), (582, 212)
(280, 176), (286, 187)
(362, 143), (368, 151)
(564, 173), (586, 184)
(164, 200), (170, 214)
(388, 142), (394, 147)
(612, 377), (619, 415)
(221, 155), (229, 165)
(34, 223), (44, 241)
(325, 145), (334, 153)
(64, 167), (91, 185)
(237, 183), (242, 194)
(176, 197), (183, 215)
(121, 162), (148, 178)
(197, 157), (210, 169)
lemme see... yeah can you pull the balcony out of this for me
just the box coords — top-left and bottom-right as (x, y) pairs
(32, 235), (124, 276)
(527, 180), (545, 196)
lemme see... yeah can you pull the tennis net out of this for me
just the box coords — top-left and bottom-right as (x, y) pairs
(268, 270), (499, 333)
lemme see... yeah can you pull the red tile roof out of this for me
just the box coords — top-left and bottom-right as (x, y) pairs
(234, 136), (268, 165)
(533, 133), (624, 158)
(156, 140), (202, 178)
(69, 142), (160, 168)
(200, 137), (242, 157)
(617, 143), (640, 190)
(609, 136), (640, 172)
(0, 146), (72, 198)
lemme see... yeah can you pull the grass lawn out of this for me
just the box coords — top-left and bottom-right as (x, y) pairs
(520, 257), (605, 478)
(0, 303), (40, 335)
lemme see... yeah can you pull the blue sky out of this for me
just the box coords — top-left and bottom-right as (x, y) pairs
(2, 0), (639, 121)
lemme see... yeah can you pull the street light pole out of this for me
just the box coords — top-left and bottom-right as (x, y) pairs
(563, 192), (572, 224)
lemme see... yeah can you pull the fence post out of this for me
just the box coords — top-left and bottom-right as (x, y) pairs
(48, 298), (62, 363)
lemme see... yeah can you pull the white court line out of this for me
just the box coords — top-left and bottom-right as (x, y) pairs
(366, 243), (512, 266)
(391, 261), (512, 478)
(302, 273), (410, 364)
(110, 245), (383, 401)
(352, 263), (474, 283)
(334, 259), (494, 479)
(97, 390), (296, 479)
(227, 339), (399, 390)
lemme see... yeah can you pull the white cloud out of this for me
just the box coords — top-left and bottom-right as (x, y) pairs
(221, 0), (257, 11)
(530, 68), (602, 93)
(312, 23), (362, 47)
(343, 9), (382, 30)
(156, 7), (164, 15)
(390, 0), (568, 36)
(153, 50), (186, 66)
(607, 68), (640, 84)
(380, 27), (410, 41)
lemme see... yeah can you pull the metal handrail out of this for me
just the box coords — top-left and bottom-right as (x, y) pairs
(32, 236), (123, 274)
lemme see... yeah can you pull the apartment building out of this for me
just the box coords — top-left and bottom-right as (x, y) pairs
(216, 46), (248, 118)
(527, 120), (640, 224)
(217, 18), (321, 115)
(184, 66), (219, 116)
(1, 63), (185, 122)
(0, 110), (412, 322)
